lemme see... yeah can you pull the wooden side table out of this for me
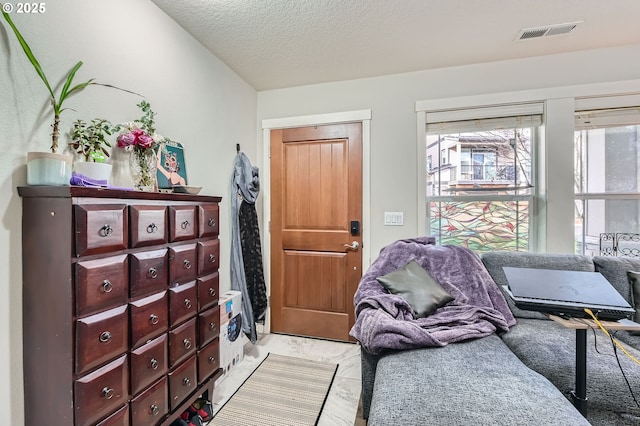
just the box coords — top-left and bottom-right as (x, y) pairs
(548, 315), (640, 417)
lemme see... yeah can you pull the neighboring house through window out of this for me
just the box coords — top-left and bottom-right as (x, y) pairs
(424, 104), (542, 252)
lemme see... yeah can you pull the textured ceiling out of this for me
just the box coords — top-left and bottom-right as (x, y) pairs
(150, 0), (640, 91)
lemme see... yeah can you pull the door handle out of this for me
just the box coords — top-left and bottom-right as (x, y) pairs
(343, 241), (360, 251)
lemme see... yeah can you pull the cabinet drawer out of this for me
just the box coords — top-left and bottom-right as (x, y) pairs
(75, 255), (128, 317)
(95, 404), (129, 426)
(130, 291), (168, 349)
(198, 204), (219, 238)
(197, 338), (220, 384)
(130, 376), (168, 426)
(130, 334), (168, 396)
(169, 205), (197, 242)
(75, 205), (128, 257)
(198, 306), (220, 349)
(168, 356), (197, 411)
(130, 205), (168, 248)
(168, 317), (196, 368)
(76, 305), (129, 375)
(197, 239), (219, 276)
(130, 249), (168, 298)
(168, 244), (197, 285)
(198, 272), (219, 311)
(169, 281), (198, 327)
(74, 355), (128, 426)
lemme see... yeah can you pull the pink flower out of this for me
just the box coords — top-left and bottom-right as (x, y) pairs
(137, 133), (154, 148)
(117, 128), (156, 150)
(117, 132), (135, 148)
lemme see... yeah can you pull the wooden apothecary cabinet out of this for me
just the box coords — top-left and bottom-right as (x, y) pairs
(19, 187), (222, 426)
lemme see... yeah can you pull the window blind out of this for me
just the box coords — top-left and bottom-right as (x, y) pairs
(574, 107), (640, 130)
(426, 103), (543, 135)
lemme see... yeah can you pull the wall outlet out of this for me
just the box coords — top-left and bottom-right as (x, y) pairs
(384, 211), (404, 226)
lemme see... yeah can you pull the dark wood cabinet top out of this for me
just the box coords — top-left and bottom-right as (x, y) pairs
(18, 186), (222, 203)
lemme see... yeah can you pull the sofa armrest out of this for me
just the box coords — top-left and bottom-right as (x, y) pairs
(360, 348), (380, 420)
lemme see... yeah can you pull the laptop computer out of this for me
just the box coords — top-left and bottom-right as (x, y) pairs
(502, 267), (636, 320)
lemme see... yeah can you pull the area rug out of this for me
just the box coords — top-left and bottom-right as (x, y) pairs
(209, 353), (339, 426)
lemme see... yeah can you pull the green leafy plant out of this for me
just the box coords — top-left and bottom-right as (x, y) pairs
(2, 8), (141, 153)
(2, 9), (94, 153)
(69, 119), (114, 162)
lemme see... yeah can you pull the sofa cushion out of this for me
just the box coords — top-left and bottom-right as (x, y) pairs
(376, 260), (453, 318)
(627, 271), (640, 335)
(501, 318), (640, 423)
(368, 334), (588, 426)
(480, 252), (594, 319)
(593, 256), (640, 305)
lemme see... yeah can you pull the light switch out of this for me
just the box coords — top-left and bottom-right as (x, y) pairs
(384, 211), (404, 226)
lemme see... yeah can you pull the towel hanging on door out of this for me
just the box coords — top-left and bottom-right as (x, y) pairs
(230, 151), (267, 343)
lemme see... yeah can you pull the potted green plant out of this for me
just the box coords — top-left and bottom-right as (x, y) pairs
(69, 118), (115, 184)
(2, 9), (95, 185)
(2, 8), (139, 185)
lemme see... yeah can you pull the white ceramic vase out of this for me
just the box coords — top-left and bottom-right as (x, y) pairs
(27, 152), (73, 186)
(74, 161), (113, 184)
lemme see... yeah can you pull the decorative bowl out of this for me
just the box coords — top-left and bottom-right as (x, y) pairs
(172, 185), (202, 195)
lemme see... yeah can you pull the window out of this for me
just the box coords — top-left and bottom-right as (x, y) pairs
(574, 105), (640, 256)
(425, 104), (542, 252)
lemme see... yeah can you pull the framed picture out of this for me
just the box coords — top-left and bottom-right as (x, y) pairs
(155, 140), (188, 188)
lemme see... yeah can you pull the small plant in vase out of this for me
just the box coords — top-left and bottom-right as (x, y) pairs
(117, 101), (162, 191)
(70, 119), (114, 162)
(69, 119), (115, 184)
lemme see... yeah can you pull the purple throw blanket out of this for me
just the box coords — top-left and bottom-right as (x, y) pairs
(349, 237), (516, 354)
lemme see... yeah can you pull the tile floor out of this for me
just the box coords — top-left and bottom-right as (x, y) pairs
(209, 333), (363, 425)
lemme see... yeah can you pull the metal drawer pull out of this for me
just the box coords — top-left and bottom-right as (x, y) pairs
(149, 314), (159, 325)
(150, 404), (160, 416)
(148, 268), (158, 279)
(183, 260), (191, 270)
(209, 322), (216, 331)
(99, 331), (111, 343)
(208, 356), (216, 364)
(182, 377), (191, 387)
(101, 280), (113, 293)
(208, 254), (216, 263)
(146, 223), (158, 234)
(149, 358), (159, 370)
(208, 218), (216, 227)
(183, 338), (192, 349)
(102, 387), (114, 400)
(184, 299), (192, 309)
(181, 220), (190, 229)
(209, 288), (216, 297)
(100, 224), (113, 237)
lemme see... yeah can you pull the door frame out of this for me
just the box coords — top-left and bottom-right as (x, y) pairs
(260, 109), (372, 334)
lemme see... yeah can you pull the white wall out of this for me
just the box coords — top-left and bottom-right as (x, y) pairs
(0, 0), (256, 423)
(257, 44), (640, 261)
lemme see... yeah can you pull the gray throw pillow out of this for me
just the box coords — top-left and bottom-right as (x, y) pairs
(627, 271), (640, 334)
(377, 260), (454, 318)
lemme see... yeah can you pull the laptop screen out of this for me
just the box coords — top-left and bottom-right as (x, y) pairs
(503, 267), (632, 309)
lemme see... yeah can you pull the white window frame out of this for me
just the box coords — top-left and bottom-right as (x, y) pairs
(574, 94), (640, 255)
(423, 106), (541, 251)
(416, 80), (640, 253)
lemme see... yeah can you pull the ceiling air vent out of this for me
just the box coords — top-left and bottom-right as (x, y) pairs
(515, 21), (582, 41)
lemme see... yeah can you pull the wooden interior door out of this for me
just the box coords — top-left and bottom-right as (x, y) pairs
(270, 123), (362, 341)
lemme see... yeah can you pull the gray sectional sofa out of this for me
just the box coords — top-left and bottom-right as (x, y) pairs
(356, 249), (640, 425)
